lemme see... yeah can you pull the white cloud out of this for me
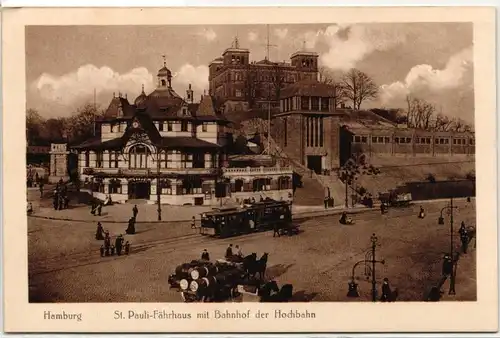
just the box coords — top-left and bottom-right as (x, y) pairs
(201, 28), (217, 41)
(34, 64), (155, 107)
(34, 63), (210, 109)
(248, 31), (258, 42)
(319, 24), (408, 71)
(172, 64), (209, 97)
(379, 47), (473, 104)
(274, 28), (288, 40)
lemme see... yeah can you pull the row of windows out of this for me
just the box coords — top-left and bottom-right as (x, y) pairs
(109, 121), (211, 133)
(353, 135), (475, 145)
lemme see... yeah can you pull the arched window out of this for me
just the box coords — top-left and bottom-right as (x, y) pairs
(161, 79), (166, 86)
(129, 145), (151, 169)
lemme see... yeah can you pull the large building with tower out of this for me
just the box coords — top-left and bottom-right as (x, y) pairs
(73, 60), (293, 206)
(208, 37), (319, 116)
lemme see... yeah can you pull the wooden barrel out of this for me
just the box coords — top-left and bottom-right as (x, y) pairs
(179, 279), (190, 291)
(175, 263), (193, 278)
(191, 265), (219, 280)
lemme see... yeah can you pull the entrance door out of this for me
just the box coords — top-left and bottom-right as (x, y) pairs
(128, 181), (151, 199)
(307, 155), (322, 174)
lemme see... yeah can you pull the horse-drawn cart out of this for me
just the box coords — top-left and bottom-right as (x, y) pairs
(168, 255), (293, 303)
(379, 190), (412, 208)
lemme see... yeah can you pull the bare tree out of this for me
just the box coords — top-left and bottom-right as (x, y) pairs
(341, 68), (378, 110)
(450, 118), (473, 133)
(406, 96), (436, 130)
(318, 66), (348, 107)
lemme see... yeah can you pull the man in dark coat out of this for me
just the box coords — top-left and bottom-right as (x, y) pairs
(380, 278), (392, 302)
(191, 216), (196, 229)
(324, 196), (329, 209)
(104, 231), (111, 250)
(225, 244), (233, 259)
(53, 191), (59, 210)
(442, 254), (453, 277)
(201, 249), (210, 261)
(97, 203), (102, 216)
(459, 222), (469, 254)
(132, 205), (139, 219)
(95, 222), (105, 240)
(91, 201), (96, 215)
(418, 206), (425, 219)
(115, 235), (124, 256)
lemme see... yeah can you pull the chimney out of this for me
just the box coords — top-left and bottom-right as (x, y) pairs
(186, 83), (194, 104)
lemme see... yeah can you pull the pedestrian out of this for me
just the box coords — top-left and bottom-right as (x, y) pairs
(115, 234), (124, 256)
(110, 245), (115, 256)
(39, 182), (44, 198)
(324, 196), (329, 209)
(273, 222), (281, 238)
(442, 254), (453, 277)
(380, 203), (386, 215)
(133, 205), (139, 219)
(27, 202), (34, 215)
(126, 217), (136, 235)
(191, 216), (196, 229)
(97, 203), (102, 216)
(124, 241), (131, 255)
(459, 223), (469, 254)
(95, 222), (105, 240)
(99, 245), (105, 257)
(91, 201), (96, 215)
(380, 278), (392, 302)
(104, 230), (111, 250)
(225, 244), (233, 259)
(201, 249), (210, 261)
(418, 206), (425, 219)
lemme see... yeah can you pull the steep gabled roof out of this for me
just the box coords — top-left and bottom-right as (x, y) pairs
(102, 96), (135, 118)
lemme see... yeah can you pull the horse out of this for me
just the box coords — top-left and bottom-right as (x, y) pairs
(251, 253), (269, 280)
(242, 253), (257, 275)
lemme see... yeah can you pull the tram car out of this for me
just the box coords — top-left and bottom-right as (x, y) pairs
(199, 200), (294, 238)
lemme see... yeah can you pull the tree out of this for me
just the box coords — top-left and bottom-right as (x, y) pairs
(341, 68), (378, 110)
(318, 67), (348, 108)
(405, 96), (435, 130)
(65, 103), (104, 144)
(26, 108), (45, 145)
(40, 117), (67, 142)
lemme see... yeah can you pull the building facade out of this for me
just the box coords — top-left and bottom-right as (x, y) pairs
(208, 38), (319, 114)
(272, 79), (476, 174)
(74, 61), (293, 206)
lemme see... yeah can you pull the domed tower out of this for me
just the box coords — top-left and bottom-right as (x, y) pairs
(157, 56), (173, 89)
(134, 84), (147, 106)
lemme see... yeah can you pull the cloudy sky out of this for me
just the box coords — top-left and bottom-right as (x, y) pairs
(26, 23), (474, 123)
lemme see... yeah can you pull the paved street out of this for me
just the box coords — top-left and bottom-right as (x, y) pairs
(28, 199), (476, 303)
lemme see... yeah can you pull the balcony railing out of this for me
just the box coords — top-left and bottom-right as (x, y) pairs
(82, 167), (218, 176)
(223, 166), (293, 175)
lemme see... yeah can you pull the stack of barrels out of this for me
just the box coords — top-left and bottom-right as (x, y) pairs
(168, 260), (246, 300)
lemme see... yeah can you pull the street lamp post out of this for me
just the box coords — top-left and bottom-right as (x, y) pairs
(156, 152), (162, 221)
(348, 233), (385, 302)
(438, 197), (458, 295)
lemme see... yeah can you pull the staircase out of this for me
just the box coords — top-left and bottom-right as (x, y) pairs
(244, 118), (346, 207)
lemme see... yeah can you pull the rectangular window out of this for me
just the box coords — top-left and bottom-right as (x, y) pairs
(301, 97), (309, 110)
(406, 137), (411, 143)
(444, 138), (449, 145)
(470, 138), (475, 145)
(453, 139), (457, 145)
(167, 122), (173, 131)
(96, 152), (103, 168)
(426, 138), (431, 144)
(361, 136), (367, 144)
(415, 138), (420, 144)
(311, 96), (320, 110)
(284, 118), (288, 147)
(354, 136), (361, 143)
(384, 137), (390, 143)
(158, 122), (164, 131)
(181, 153), (193, 168)
(181, 121), (189, 132)
(378, 137), (384, 143)
(202, 123), (208, 132)
(235, 89), (242, 97)
(372, 137), (378, 143)
(319, 117), (324, 147)
(166, 151), (174, 168)
(394, 137), (400, 144)
(321, 97), (329, 111)
(306, 117), (309, 147)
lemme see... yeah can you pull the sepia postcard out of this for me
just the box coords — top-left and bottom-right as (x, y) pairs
(2, 6), (498, 333)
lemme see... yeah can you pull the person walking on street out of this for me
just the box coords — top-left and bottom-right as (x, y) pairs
(191, 216), (196, 229)
(201, 249), (210, 261)
(380, 278), (392, 302)
(459, 222), (469, 254)
(133, 205), (139, 219)
(225, 244), (233, 259)
(97, 203), (102, 216)
(442, 254), (453, 277)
